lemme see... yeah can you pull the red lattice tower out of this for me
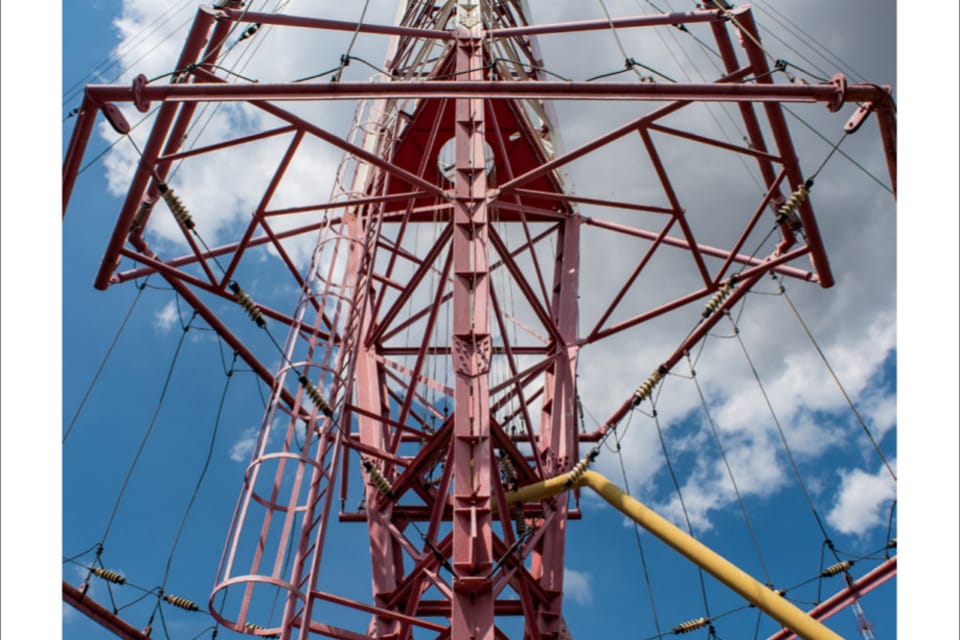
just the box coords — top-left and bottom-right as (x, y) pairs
(62, 2), (896, 639)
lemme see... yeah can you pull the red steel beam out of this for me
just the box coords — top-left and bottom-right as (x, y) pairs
(219, 8), (455, 41)
(487, 9), (725, 38)
(62, 94), (99, 216)
(90, 7), (220, 290)
(82, 79), (890, 105)
(62, 581), (151, 640)
(218, 8), (728, 42)
(767, 556), (897, 640)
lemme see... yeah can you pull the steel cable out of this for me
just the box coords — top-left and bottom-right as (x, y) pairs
(64, 279), (149, 444)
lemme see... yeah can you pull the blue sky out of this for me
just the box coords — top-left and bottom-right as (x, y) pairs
(1, 2), (957, 639)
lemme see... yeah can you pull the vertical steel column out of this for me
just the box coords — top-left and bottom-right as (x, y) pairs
(532, 218), (580, 637)
(450, 5), (495, 638)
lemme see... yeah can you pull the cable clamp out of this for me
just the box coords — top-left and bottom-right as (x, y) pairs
(826, 73), (847, 112)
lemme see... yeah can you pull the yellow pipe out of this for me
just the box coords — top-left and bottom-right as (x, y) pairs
(506, 470), (842, 640)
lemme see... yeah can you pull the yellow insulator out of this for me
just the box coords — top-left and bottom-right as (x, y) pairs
(564, 448), (599, 488)
(158, 184), (195, 230)
(673, 617), (710, 634)
(298, 375), (333, 417)
(163, 593), (199, 611)
(244, 622), (279, 638)
(129, 200), (153, 234)
(887, 537), (897, 549)
(361, 458), (395, 499)
(820, 560), (853, 577)
(229, 282), (266, 328)
(776, 184), (808, 230)
(702, 278), (737, 319)
(632, 368), (664, 406)
(91, 567), (126, 584)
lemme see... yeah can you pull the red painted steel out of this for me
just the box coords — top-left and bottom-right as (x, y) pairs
(78, 78), (890, 104)
(62, 581), (152, 640)
(766, 557), (897, 640)
(63, 2), (896, 638)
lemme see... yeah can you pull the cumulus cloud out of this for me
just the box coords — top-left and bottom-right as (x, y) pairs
(826, 460), (897, 536)
(152, 299), (179, 333)
(563, 567), (593, 606)
(228, 426), (260, 463)
(95, 0), (897, 548)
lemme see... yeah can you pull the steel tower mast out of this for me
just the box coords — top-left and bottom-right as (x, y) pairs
(61, 1), (897, 638)
(208, 4), (584, 637)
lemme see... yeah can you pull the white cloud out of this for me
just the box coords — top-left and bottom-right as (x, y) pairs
(228, 425), (260, 463)
(74, 0), (899, 623)
(858, 388), (897, 444)
(152, 300), (179, 333)
(826, 460), (897, 536)
(563, 567), (593, 606)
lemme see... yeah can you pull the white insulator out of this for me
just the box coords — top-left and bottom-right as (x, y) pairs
(673, 617), (709, 634)
(159, 185), (195, 229)
(702, 280), (734, 318)
(777, 184), (808, 228)
(298, 375), (333, 417)
(163, 593), (199, 611)
(91, 567), (126, 584)
(632, 369), (663, 405)
(564, 448), (599, 488)
(362, 458), (395, 499)
(230, 282), (265, 327)
(821, 559), (853, 577)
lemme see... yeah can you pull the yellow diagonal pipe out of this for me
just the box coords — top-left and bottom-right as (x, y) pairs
(506, 470), (842, 640)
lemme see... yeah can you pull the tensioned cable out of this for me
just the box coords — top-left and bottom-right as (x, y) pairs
(160, 352), (238, 589)
(597, 0), (665, 82)
(635, 0), (721, 58)
(685, 352), (773, 586)
(783, 106), (893, 194)
(128, 146), (346, 431)
(648, 394), (713, 620)
(725, 312), (842, 564)
(775, 276), (896, 481)
(884, 500), (897, 558)
(73, 0), (266, 179)
(63, 13), (194, 118)
(63, 279), (149, 444)
(63, 543), (104, 565)
(741, 21), (833, 82)
(166, 0), (275, 183)
(189, 625), (218, 640)
(708, 0), (778, 69)
(751, 0), (868, 83)
(63, 0), (196, 107)
(612, 410), (664, 637)
(77, 104), (162, 176)
(641, 0), (765, 194)
(157, 601), (173, 640)
(332, 0), (372, 83)
(631, 603), (753, 640)
(99, 309), (198, 547)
